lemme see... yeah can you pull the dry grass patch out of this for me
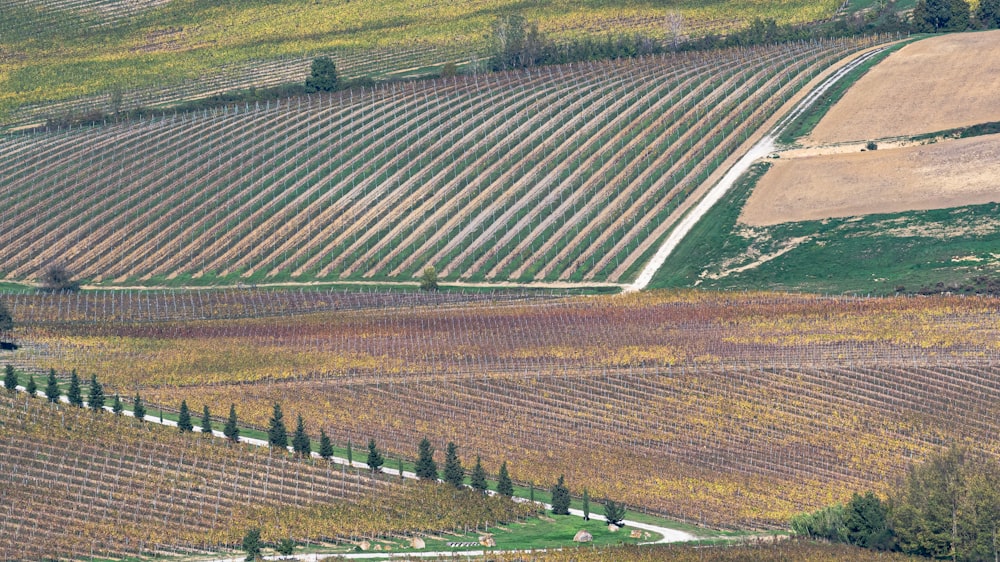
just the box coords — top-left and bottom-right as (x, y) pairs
(807, 30), (1000, 143)
(740, 133), (1000, 226)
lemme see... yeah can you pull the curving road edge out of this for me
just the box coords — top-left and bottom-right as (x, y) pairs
(626, 46), (890, 293)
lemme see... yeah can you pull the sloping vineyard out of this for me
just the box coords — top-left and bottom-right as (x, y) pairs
(0, 37), (889, 286)
(7, 290), (1000, 527)
(0, 391), (532, 560)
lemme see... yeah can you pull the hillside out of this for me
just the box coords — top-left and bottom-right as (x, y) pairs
(655, 31), (1000, 295)
(0, 0), (844, 125)
(0, 37), (883, 288)
(7, 289), (1000, 528)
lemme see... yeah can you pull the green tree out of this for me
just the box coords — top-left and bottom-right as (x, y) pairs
(3, 364), (16, 391)
(914, 0), (969, 30)
(40, 263), (80, 292)
(177, 400), (193, 432)
(276, 538), (294, 556)
(292, 414), (311, 457)
(603, 499), (627, 526)
(132, 393), (146, 421)
(268, 403), (288, 450)
(242, 528), (262, 562)
(977, 0), (1000, 27)
(419, 266), (439, 291)
(224, 404), (240, 442)
(346, 439), (353, 465)
(792, 504), (848, 542)
(25, 375), (37, 397)
(111, 394), (122, 415)
(305, 56), (338, 92)
(88, 375), (104, 411)
(66, 370), (82, 407)
(844, 492), (892, 550)
(582, 489), (591, 521)
(443, 442), (464, 487)
(550, 474), (570, 515)
(201, 405), (213, 434)
(470, 455), (488, 494)
(415, 437), (437, 481)
(367, 438), (384, 473)
(497, 461), (513, 497)
(319, 429), (334, 460)
(45, 369), (60, 403)
(397, 457), (404, 480)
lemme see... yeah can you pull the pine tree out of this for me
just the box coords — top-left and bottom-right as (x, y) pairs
(66, 370), (82, 407)
(470, 455), (488, 494)
(497, 461), (514, 497)
(268, 403), (288, 450)
(45, 369), (60, 403)
(242, 528), (262, 562)
(177, 400), (193, 432)
(292, 414), (311, 457)
(582, 488), (591, 521)
(443, 442), (464, 488)
(3, 364), (16, 391)
(133, 394), (146, 421)
(603, 499), (627, 526)
(415, 437), (437, 481)
(87, 375), (104, 411)
(367, 438), (384, 473)
(224, 404), (240, 442)
(305, 56), (338, 92)
(318, 429), (333, 460)
(551, 475), (570, 515)
(25, 375), (37, 397)
(201, 405), (213, 434)
(112, 394), (123, 415)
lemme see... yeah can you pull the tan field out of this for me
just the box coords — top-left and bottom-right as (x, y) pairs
(740, 133), (1000, 226)
(808, 30), (1000, 143)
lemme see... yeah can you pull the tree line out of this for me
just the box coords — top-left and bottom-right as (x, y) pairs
(792, 446), (999, 561)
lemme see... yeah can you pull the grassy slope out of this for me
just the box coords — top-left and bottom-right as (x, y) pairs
(0, 0), (841, 120)
(649, 162), (1000, 295)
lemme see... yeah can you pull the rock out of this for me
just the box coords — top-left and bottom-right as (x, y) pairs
(411, 537), (426, 549)
(630, 529), (642, 538)
(573, 530), (593, 543)
(373, 544), (382, 551)
(359, 541), (370, 551)
(479, 535), (496, 547)
(608, 524), (620, 532)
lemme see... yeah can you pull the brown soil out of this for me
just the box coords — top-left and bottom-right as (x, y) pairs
(808, 31), (1000, 143)
(740, 133), (1000, 226)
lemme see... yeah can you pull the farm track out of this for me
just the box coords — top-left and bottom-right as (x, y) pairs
(0, 37), (893, 286)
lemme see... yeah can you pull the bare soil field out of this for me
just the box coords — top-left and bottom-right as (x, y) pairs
(808, 30), (1000, 143)
(741, 133), (1000, 226)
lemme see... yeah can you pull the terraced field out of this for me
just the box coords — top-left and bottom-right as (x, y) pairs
(8, 289), (1000, 528)
(0, 37), (886, 286)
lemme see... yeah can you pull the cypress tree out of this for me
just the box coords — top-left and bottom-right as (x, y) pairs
(443, 442), (464, 488)
(133, 394), (146, 421)
(529, 481), (535, 503)
(346, 439), (353, 465)
(3, 364), (17, 391)
(497, 461), (514, 497)
(112, 394), (123, 415)
(25, 375), (37, 397)
(398, 457), (404, 480)
(45, 369), (59, 403)
(201, 405), (213, 434)
(292, 414), (311, 457)
(87, 375), (105, 411)
(415, 438), (437, 481)
(318, 429), (333, 460)
(224, 404), (240, 442)
(550, 475), (570, 515)
(268, 403), (288, 450)
(366, 438), (384, 473)
(582, 488), (591, 520)
(66, 370), (82, 407)
(177, 400), (193, 432)
(470, 455), (488, 494)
